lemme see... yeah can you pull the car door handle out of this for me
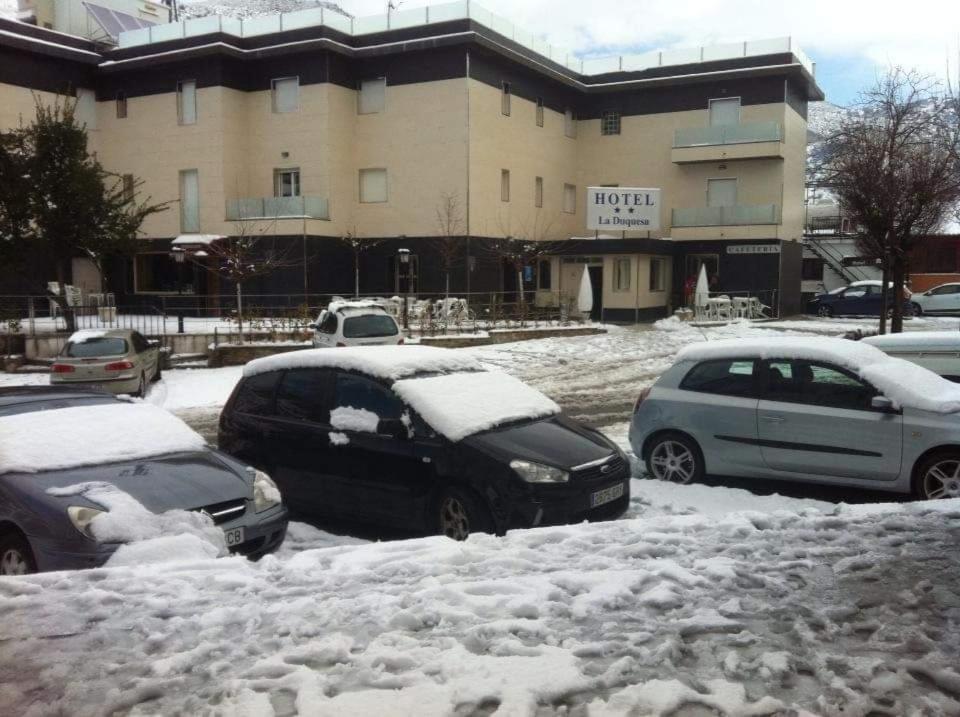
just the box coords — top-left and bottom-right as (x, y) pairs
(760, 415), (785, 423)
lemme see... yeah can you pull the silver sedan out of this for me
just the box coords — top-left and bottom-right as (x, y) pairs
(51, 329), (161, 397)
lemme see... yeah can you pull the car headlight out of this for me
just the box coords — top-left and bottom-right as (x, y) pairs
(253, 470), (282, 512)
(67, 505), (105, 539)
(510, 459), (569, 483)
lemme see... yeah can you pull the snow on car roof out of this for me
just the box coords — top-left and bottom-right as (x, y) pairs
(862, 331), (960, 351)
(0, 403), (206, 474)
(328, 300), (386, 313)
(393, 371), (560, 442)
(243, 345), (483, 381)
(67, 329), (112, 342)
(677, 336), (960, 413)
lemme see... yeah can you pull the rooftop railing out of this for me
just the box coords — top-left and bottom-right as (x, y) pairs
(674, 121), (783, 148)
(225, 196), (329, 221)
(672, 204), (781, 227)
(119, 2), (815, 78)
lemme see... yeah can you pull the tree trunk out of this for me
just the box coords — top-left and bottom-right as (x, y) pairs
(879, 264), (889, 335)
(55, 260), (76, 333)
(891, 256), (906, 334)
(236, 281), (244, 345)
(354, 249), (360, 298)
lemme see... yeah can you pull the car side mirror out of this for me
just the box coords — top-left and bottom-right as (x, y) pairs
(871, 396), (895, 412)
(307, 323), (318, 330)
(380, 418), (410, 440)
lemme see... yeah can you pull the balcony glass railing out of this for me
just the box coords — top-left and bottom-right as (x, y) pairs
(672, 204), (781, 227)
(674, 121), (782, 148)
(225, 196), (329, 221)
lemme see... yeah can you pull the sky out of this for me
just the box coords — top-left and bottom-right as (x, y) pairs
(340, 0), (960, 106)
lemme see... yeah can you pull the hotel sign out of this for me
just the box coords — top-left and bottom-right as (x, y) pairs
(587, 187), (661, 231)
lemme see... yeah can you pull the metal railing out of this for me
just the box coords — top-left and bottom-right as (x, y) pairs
(225, 196), (329, 221)
(672, 203), (781, 227)
(674, 121), (782, 148)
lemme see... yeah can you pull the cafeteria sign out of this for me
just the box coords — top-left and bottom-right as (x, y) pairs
(587, 187), (661, 231)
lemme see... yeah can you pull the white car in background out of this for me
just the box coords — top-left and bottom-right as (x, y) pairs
(862, 331), (960, 382)
(910, 283), (960, 315)
(310, 301), (403, 348)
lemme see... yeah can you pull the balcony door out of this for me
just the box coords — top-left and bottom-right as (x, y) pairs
(709, 97), (740, 126)
(707, 178), (737, 208)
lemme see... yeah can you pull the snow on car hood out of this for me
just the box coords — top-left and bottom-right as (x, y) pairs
(392, 371), (560, 442)
(678, 336), (960, 413)
(0, 403), (207, 474)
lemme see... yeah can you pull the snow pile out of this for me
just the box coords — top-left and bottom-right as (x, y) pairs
(0, 403), (206, 474)
(678, 336), (960, 413)
(330, 406), (379, 433)
(46, 482), (226, 565)
(393, 371), (560, 441)
(329, 432), (349, 445)
(244, 345), (482, 382)
(179, 0), (351, 20)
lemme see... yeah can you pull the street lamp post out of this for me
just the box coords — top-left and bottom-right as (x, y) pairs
(398, 247), (410, 330)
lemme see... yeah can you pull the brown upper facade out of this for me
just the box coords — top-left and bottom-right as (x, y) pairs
(0, 3), (823, 247)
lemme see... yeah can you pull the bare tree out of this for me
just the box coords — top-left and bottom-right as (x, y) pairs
(486, 211), (561, 310)
(821, 68), (960, 333)
(335, 228), (384, 298)
(434, 191), (465, 306)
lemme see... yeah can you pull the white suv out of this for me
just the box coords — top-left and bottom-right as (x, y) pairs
(311, 302), (403, 348)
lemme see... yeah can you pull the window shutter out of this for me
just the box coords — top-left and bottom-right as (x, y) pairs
(178, 80), (197, 124)
(709, 98), (740, 126)
(563, 183), (576, 213)
(179, 169), (199, 232)
(75, 89), (97, 130)
(273, 78), (299, 114)
(360, 169), (388, 203)
(358, 78), (386, 114)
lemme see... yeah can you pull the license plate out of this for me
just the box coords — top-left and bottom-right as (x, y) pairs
(591, 483), (625, 508)
(223, 526), (245, 549)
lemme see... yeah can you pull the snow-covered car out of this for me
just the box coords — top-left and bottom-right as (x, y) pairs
(51, 329), (161, 397)
(219, 346), (630, 540)
(805, 280), (915, 318)
(0, 393), (288, 575)
(862, 331), (960, 382)
(629, 336), (960, 500)
(909, 282), (960, 315)
(310, 301), (402, 348)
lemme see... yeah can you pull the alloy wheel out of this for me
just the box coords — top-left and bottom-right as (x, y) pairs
(922, 459), (960, 499)
(440, 496), (470, 540)
(0, 548), (28, 576)
(817, 306), (833, 318)
(650, 440), (697, 484)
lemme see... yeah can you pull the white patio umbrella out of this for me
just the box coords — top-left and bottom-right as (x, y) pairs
(578, 268), (593, 315)
(694, 264), (710, 318)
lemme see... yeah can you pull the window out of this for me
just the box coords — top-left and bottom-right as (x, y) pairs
(177, 80), (197, 125)
(680, 359), (758, 398)
(601, 110), (621, 135)
(358, 77), (386, 114)
(614, 258), (631, 291)
(115, 92), (127, 119)
(801, 258), (824, 281)
(709, 97), (740, 126)
(276, 369), (333, 423)
(75, 88), (96, 130)
(272, 77), (299, 114)
(649, 258), (666, 292)
(359, 168), (388, 203)
(233, 372), (279, 417)
(538, 259), (551, 290)
(563, 183), (576, 214)
(764, 360), (877, 411)
(564, 108), (577, 138)
(343, 315), (399, 339)
(930, 284), (960, 295)
(535, 176), (543, 208)
(134, 253), (193, 294)
(535, 97), (544, 127)
(501, 169), (510, 202)
(336, 373), (403, 421)
(274, 168), (301, 198)
(707, 178), (737, 208)
(64, 337), (127, 358)
(121, 174), (135, 203)
(130, 332), (150, 354)
(179, 169), (199, 232)
(318, 312), (338, 334)
(501, 81), (511, 116)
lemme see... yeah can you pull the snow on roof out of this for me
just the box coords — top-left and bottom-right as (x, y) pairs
(0, 403), (206, 474)
(862, 331), (960, 351)
(172, 234), (225, 246)
(243, 346), (483, 382)
(393, 371), (560, 442)
(677, 336), (960, 413)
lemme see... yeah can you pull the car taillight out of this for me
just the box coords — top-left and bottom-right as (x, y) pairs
(51, 363), (75, 373)
(633, 387), (651, 413)
(104, 360), (134, 371)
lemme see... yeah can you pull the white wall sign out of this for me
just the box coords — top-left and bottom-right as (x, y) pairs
(586, 187), (661, 231)
(726, 244), (781, 255)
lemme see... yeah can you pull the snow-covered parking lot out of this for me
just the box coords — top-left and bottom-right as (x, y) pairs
(3, 316), (960, 715)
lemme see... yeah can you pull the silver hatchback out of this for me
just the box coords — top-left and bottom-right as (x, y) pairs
(51, 329), (161, 397)
(629, 337), (960, 500)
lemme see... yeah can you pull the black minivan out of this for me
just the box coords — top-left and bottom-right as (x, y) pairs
(218, 346), (630, 539)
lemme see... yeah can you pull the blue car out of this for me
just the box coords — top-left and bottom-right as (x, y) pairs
(806, 281), (917, 318)
(0, 387), (288, 575)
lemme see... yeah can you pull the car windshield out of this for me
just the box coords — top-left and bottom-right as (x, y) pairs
(342, 314), (399, 339)
(64, 338), (127, 358)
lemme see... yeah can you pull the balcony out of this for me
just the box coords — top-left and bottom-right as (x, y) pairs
(225, 196), (329, 221)
(672, 204), (781, 228)
(672, 121), (784, 164)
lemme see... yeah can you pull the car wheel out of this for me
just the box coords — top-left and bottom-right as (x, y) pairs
(436, 488), (493, 541)
(0, 533), (37, 576)
(911, 302), (923, 316)
(646, 432), (704, 485)
(913, 452), (960, 500)
(817, 305), (834, 318)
